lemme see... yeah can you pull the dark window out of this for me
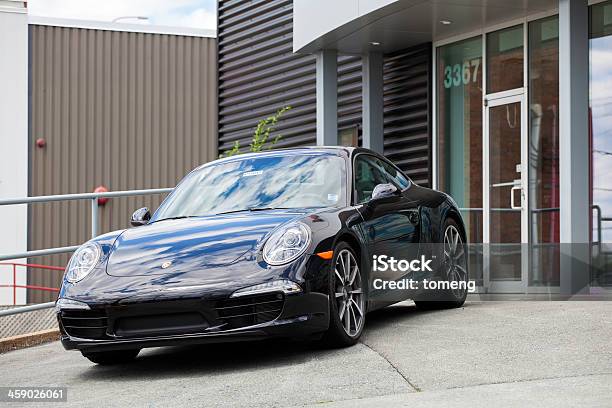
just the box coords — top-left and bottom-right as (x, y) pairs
(355, 156), (387, 203)
(354, 155), (409, 203)
(378, 159), (410, 190)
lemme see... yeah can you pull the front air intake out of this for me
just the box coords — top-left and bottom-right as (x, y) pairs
(214, 293), (284, 330)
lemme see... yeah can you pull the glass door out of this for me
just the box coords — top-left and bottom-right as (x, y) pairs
(484, 93), (528, 292)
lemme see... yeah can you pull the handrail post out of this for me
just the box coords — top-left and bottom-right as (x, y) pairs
(91, 198), (99, 238)
(13, 264), (17, 306)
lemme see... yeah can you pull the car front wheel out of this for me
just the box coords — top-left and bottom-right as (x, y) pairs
(321, 242), (366, 347)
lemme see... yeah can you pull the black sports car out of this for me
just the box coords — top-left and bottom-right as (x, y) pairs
(56, 147), (468, 364)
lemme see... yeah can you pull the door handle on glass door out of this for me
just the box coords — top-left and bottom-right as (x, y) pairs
(510, 185), (522, 210)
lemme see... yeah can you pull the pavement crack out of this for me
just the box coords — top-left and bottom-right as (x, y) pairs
(360, 341), (422, 392)
(446, 372), (612, 391)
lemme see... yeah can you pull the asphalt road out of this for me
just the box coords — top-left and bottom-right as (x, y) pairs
(1, 301), (611, 407)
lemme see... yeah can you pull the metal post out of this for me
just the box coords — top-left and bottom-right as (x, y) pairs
(559, 0), (590, 295)
(91, 198), (99, 238)
(13, 263), (16, 305)
(362, 52), (384, 153)
(315, 49), (338, 146)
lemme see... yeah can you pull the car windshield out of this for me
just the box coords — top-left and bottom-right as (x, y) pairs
(152, 153), (346, 220)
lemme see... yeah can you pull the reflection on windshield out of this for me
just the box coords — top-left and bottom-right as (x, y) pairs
(153, 154), (346, 220)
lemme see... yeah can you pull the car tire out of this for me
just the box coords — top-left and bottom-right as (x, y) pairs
(414, 218), (468, 311)
(81, 349), (140, 365)
(321, 242), (366, 348)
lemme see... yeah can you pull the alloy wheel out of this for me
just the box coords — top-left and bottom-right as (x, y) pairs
(443, 224), (468, 298)
(333, 249), (365, 337)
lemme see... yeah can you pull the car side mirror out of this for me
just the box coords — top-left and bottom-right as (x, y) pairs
(371, 183), (399, 201)
(131, 207), (151, 226)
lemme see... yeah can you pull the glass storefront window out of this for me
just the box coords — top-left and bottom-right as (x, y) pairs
(590, 1), (612, 286)
(437, 37), (483, 244)
(591, 1), (612, 245)
(487, 25), (524, 93)
(528, 16), (560, 286)
(437, 37), (483, 283)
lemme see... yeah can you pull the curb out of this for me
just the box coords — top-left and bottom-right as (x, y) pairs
(0, 329), (60, 354)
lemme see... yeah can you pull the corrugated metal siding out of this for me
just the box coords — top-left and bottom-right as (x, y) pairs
(217, 0), (431, 186)
(383, 44), (432, 187)
(28, 25), (218, 302)
(218, 0), (363, 153)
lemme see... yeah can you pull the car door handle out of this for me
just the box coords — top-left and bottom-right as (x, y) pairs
(408, 211), (420, 225)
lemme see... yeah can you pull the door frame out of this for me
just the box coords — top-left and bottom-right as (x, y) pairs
(483, 89), (529, 293)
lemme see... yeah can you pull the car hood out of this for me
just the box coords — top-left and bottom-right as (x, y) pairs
(106, 211), (306, 277)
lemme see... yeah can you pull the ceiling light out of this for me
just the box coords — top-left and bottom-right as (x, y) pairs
(440, 20), (452, 25)
(369, 41), (381, 46)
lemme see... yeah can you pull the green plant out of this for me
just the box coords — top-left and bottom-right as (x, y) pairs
(220, 106), (291, 158)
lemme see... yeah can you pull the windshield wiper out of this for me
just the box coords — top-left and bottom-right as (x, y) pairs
(156, 208), (295, 220)
(215, 207), (292, 216)
(153, 215), (196, 223)
(247, 207), (292, 211)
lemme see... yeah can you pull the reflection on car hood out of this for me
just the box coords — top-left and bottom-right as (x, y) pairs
(106, 211), (305, 277)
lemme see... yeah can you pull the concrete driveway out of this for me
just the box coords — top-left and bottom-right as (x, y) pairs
(1, 301), (611, 407)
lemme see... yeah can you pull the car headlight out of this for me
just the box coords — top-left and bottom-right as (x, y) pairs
(65, 242), (101, 283)
(263, 222), (311, 265)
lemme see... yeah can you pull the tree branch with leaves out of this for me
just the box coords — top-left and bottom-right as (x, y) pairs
(220, 106), (292, 158)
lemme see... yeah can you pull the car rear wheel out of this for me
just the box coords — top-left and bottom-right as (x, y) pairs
(414, 218), (468, 310)
(321, 242), (366, 347)
(81, 349), (140, 365)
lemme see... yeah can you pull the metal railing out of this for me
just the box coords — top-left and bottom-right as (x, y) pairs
(0, 187), (173, 315)
(459, 206), (607, 248)
(0, 262), (64, 305)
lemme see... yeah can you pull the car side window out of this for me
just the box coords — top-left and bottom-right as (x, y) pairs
(354, 155), (388, 203)
(378, 159), (410, 190)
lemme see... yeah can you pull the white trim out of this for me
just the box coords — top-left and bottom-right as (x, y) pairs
(486, 88), (527, 102)
(0, 6), (25, 14)
(485, 92), (524, 107)
(482, 34), (490, 289)
(28, 16), (216, 38)
(0, 0), (26, 14)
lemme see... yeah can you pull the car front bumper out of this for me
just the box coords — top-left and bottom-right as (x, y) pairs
(58, 291), (329, 352)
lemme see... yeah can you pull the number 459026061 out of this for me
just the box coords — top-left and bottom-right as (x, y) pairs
(443, 58), (481, 89)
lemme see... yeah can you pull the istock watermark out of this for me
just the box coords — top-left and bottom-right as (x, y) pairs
(372, 255), (433, 273)
(372, 278), (476, 293)
(370, 253), (476, 294)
